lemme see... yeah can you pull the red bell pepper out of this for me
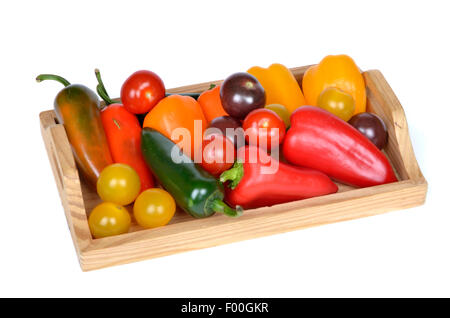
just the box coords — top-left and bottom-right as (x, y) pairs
(282, 106), (397, 188)
(220, 146), (338, 209)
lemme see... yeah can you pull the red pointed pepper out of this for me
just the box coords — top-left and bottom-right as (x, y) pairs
(282, 106), (397, 188)
(96, 69), (154, 192)
(220, 146), (338, 209)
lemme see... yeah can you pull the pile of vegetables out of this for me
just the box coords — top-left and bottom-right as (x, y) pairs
(37, 54), (397, 239)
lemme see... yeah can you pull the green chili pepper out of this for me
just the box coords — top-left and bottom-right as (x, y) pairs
(141, 128), (242, 218)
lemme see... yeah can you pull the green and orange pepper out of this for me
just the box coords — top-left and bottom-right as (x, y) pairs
(37, 74), (113, 186)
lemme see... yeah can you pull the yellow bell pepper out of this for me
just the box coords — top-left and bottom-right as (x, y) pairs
(247, 63), (306, 114)
(302, 54), (366, 115)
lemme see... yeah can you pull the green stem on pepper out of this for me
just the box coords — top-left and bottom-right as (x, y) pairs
(209, 199), (243, 217)
(220, 161), (244, 190)
(36, 74), (71, 87)
(95, 69), (116, 106)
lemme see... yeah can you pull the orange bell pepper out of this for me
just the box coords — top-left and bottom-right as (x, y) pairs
(197, 84), (228, 123)
(247, 63), (306, 114)
(302, 54), (366, 115)
(143, 95), (207, 159)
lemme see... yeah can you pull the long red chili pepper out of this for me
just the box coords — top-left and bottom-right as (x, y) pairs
(95, 69), (154, 192)
(220, 146), (338, 209)
(282, 106), (397, 188)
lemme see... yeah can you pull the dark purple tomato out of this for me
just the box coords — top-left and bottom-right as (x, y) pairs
(206, 116), (245, 148)
(349, 112), (388, 149)
(220, 72), (266, 119)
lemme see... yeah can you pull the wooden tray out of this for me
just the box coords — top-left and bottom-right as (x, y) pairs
(39, 66), (427, 271)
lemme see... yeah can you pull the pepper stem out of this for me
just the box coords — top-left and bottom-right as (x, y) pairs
(210, 199), (243, 217)
(95, 69), (115, 105)
(219, 161), (244, 190)
(209, 83), (216, 90)
(36, 74), (71, 87)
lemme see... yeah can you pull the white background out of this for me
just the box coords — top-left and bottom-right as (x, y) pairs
(0, 0), (448, 297)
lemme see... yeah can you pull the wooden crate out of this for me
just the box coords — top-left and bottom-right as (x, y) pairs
(39, 66), (427, 271)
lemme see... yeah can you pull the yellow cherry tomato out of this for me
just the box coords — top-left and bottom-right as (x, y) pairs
(97, 163), (141, 206)
(133, 188), (176, 228)
(88, 202), (131, 238)
(265, 104), (290, 128)
(317, 87), (356, 121)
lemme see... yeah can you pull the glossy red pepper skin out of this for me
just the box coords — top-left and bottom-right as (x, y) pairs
(221, 146), (338, 209)
(101, 104), (154, 192)
(282, 106), (397, 188)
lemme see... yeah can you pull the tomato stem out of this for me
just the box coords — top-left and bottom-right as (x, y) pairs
(36, 74), (71, 87)
(210, 199), (243, 217)
(219, 161), (244, 189)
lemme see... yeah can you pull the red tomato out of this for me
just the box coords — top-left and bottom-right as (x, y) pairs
(243, 108), (286, 149)
(201, 134), (235, 176)
(120, 70), (165, 114)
